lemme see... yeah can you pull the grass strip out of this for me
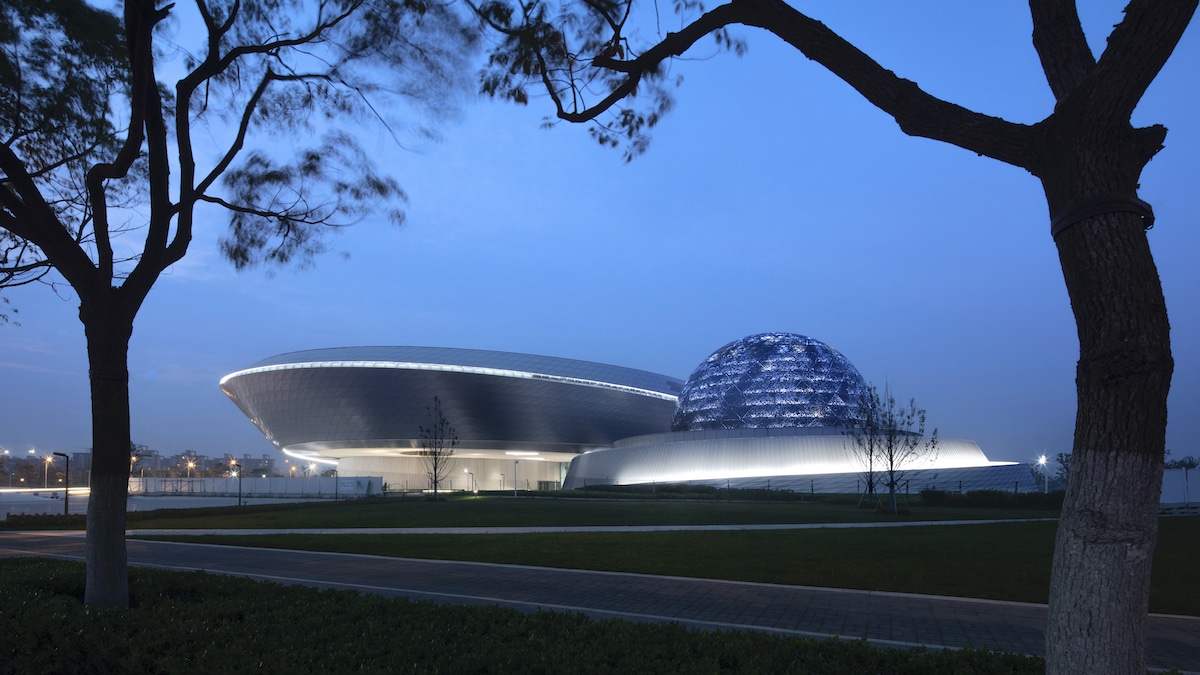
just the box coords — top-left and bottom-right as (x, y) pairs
(142, 517), (1200, 616)
(112, 495), (1063, 530)
(0, 557), (1043, 674)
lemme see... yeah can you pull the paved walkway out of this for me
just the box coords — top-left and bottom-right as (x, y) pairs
(1, 530), (1196, 672)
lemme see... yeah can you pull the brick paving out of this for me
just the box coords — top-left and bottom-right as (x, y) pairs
(2, 531), (1196, 671)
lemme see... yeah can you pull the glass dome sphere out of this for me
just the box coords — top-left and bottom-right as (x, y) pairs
(672, 332), (869, 432)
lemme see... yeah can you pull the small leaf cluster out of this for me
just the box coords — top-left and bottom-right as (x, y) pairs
(475, 0), (743, 160)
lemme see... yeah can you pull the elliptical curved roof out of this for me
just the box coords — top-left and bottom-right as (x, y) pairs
(225, 346), (684, 398)
(220, 346), (684, 460)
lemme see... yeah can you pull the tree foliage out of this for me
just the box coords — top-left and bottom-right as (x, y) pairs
(1163, 451), (1199, 471)
(0, 0), (477, 606)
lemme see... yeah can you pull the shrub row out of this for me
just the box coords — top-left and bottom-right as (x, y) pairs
(919, 489), (1066, 510)
(0, 558), (1044, 674)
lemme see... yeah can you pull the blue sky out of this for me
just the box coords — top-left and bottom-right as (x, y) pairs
(1, 2), (1197, 465)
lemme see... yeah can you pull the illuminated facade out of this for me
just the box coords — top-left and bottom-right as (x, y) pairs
(222, 336), (1036, 494)
(221, 346), (682, 491)
(562, 333), (1037, 492)
(673, 333), (869, 431)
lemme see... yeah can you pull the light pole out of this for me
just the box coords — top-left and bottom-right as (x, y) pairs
(53, 452), (69, 515)
(500, 473), (504, 491)
(231, 458), (242, 506)
(43, 455), (53, 489)
(187, 460), (195, 493)
(513, 460), (518, 498)
(1038, 454), (1048, 493)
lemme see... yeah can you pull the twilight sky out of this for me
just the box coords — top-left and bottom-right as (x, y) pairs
(1, 2), (1197, 465)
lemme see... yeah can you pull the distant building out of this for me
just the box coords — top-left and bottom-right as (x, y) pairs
(221, 335), (1036, 494)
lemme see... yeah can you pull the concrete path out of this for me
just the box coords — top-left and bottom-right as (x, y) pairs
(1, 531), (1196, 672)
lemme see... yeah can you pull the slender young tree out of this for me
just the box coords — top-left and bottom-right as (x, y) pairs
(846, 385), (882, 509)
(418, 396), (459, 500)
(473, 2), (1191, 671)
(874, 384), (938, 515)
(0, 0), (475, 606)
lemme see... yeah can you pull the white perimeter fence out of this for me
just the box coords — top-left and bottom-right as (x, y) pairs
(128, 476), (383, 499)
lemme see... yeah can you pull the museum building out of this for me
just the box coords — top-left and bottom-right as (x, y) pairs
(220, 334), (1036, 493)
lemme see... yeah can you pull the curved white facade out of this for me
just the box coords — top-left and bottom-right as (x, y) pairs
(221, 346), (682, 491)
(223, 340), (1037, 494)
(563, 428), (1035, 493)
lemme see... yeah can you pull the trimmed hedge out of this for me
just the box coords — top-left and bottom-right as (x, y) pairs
(919, 489), (1066, 510)
(0, 558), (1043, 674)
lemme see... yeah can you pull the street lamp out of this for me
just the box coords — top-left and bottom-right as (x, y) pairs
(44, 455), (53, 489)
(513, 460), (518, 498)
(1038, 454), (1048, 494)
(53, 452), (69, 516)
(231, 459), (242, 506)
(463, 467), (475, 494)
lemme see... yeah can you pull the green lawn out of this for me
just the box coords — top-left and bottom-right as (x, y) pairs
(140, 515), (1200, 616)
(120, 493), (1061, 530)
(0, 558), (1045, 674)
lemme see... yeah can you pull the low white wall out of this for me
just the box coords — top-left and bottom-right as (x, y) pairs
(128, 476), (382, 498)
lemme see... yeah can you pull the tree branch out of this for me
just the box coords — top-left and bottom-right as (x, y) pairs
(1078, 0), (1199, 123)
(738, 0), (1036, 168)
(123, 0), (180, 306)
(1029, 0), (1095, 102)
(84, 0), (166, 283)
(176, 0), (361, 97)
(564, 0), (1038, 168)
(197, 193), (327, 224)
(0, 145), (96, 287)
(193, 71), (275, 198)
(556, 2), (743, 122)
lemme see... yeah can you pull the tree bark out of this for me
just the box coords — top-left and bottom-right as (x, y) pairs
(81, 297), (134, 607)
(1045, 208), (1172, 674)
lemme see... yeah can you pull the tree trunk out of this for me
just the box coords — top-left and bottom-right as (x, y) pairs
(81, 302), (134, 607)
(1045, 209), (1172, 674)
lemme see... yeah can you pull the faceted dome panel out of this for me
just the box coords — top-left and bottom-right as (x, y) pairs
(672, 333), (869, 432)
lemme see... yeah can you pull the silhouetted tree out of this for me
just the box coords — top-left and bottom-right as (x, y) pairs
(474, 2), (1191, 670)
(1050, 452), (1072, 491)
(846, 385), (883, 508)
(0, 0), (475, 606)
(1163, 451), (1199, 470)
(418, 396), (459, 500)
(873, 385), (937, 515)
